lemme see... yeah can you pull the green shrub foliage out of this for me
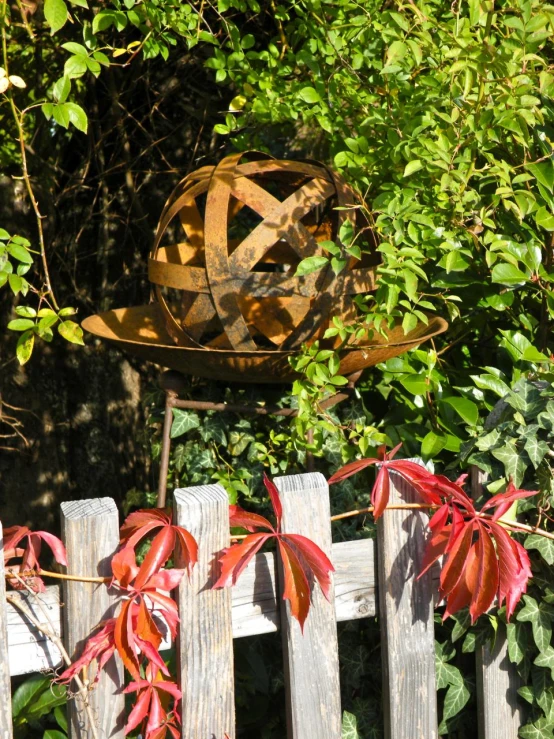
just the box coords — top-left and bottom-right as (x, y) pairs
(3, 0), (554, 734)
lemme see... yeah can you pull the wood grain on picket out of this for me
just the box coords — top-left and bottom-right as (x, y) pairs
(61, 497), (125, 739)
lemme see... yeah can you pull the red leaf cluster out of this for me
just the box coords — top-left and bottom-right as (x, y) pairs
(3, 525), (67, 592)
(58, 508), (198, 739)
(420, 479), (534, 622)
(214, 474), (334, 630)
(124, 664), (181, 739)
(328, 443), (435, 518)
(330, 447), (536, 622)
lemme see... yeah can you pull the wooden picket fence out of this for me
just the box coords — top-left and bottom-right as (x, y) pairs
(0, 471), (522, 739)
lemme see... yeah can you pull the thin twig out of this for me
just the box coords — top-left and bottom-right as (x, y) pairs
(0, 1), (58, 309)
(6, 573), (99, 739)
(6, 567), (109, 584)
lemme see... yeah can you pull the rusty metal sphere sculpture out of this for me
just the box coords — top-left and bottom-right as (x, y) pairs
(148, 152), (378, 353)
(81, 153), (448, 383)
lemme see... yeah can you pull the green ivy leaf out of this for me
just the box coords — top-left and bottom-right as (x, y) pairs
(535, 648), (554, 681)
(171, 409), (201, 438)
(519, 718), (554, 739)
(525, 535), (554, 565)
(517, 595), (554, 653)
(491, 443), (527, 487)
(440, 678), (471, 730)
(525, 436), (549, 468)
(341, 711), (359, 739)
(507, 621), (527, 665)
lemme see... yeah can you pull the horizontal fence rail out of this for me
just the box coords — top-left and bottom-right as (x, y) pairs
(1, 471), (524, 739)
(6, 538), (382, 676)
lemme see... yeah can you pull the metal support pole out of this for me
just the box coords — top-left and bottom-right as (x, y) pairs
(156, 370), (361, 507)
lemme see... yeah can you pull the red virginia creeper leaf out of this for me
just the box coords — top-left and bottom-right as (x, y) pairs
(443, 543), (477, 620)
(440, 522), (474, 597)
(213, 533), (271, 589)
(57, 619), (116, 685)
(135, 527), (176, 590)
(144, 591), (180, 637)
(283, 534), (334, 601)
(481, 480), (538, 521)
(328, 457), (378, 485)
(174, 527), (198, 575)
(147, 568), (186, 591)
(136, 598), (163, 650)
(124, 686), (152, 734)
(3, 527), (67, 571)
(263, 473), (283, 529)
(111, 546), (139, 588)
(33, 531), (68, 567)
(120, 509), (172, 547)
(114, 599), (141, 679)
(372, 465), (390, 520)
(119, 508), (198, 578)
(419, 526), (450, 578)
(469, 525), (499, 622)
(278, 538), (311, 631)
(487, 521), (531, 620)
(229, 505), (274, 532)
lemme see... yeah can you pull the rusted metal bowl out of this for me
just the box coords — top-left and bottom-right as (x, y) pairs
(82, 304), (448, 384)
(149, 152), (380, 353)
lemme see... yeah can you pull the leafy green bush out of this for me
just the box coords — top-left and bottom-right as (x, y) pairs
(4, 0), (554, 734)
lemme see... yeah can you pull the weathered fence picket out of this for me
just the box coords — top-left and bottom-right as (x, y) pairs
(0, 523), (13, 739)
(277, 472), (342, 739)
(61, 498), (125, 739)
(470, 467), (522, 737)
(1, 472), (524, 739)
(174, 484), (235, 739)
(377, 469), (438, 739)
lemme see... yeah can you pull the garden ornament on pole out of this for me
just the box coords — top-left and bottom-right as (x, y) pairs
(83, 152), (447, 383)
(82, 152), (448, 503)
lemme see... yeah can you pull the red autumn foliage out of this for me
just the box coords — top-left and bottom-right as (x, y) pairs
(57, 507), (198, 739)
(118, 507), (198, 581)
(3, 525), (67, 592)
(123, 665), (182, 739)
(330, 446), (536, 622)
(214, 474), (334, 630)
(419, 479), (535, 622)
(57, 619), (117, 685)
(10, 453), (540, 736)
(328, 443), (438, 518)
